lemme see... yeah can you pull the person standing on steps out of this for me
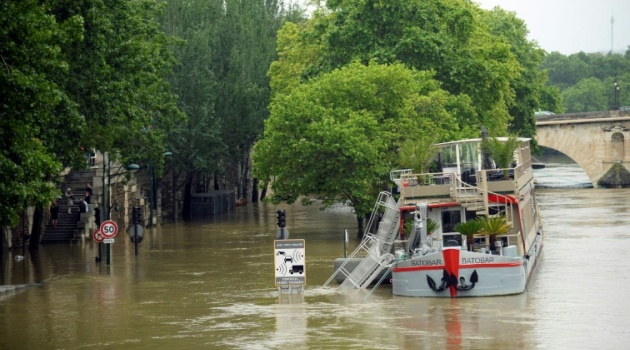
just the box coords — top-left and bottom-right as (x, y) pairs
(65, 188), (74, 214)
(50, 200), (59, 229)
(77, 196), (88, 221)
(85, 183), (93, 204)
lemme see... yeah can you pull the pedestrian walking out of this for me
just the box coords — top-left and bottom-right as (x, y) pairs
(50, 200), (59, 228)
(65, 188), (74, 213)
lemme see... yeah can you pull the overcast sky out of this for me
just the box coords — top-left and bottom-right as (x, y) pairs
(475, 0), (630, 55)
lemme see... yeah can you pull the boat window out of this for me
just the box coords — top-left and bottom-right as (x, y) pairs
(441, 209), (462, 233)
(459, 142), (480, 171)
(439, 144), (458, 169)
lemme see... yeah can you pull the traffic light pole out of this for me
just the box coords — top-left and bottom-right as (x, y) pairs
(276, 210), (287, 239)
(106, 157), (111, 265)
(132, 207), (142, 256)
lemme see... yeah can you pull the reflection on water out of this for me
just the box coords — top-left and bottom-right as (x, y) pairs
(2, 175), (630, 348)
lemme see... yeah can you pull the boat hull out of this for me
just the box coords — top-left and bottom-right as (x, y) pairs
(392, 246), (536, 297)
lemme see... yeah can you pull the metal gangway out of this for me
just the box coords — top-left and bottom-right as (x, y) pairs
(324, 192), (400, 290)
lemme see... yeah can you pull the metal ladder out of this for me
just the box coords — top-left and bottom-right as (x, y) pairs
(324, 192), (400, 289)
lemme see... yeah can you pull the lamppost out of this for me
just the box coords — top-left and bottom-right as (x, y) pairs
(127, 151), (172, 230)
(614, 80), (620, 110)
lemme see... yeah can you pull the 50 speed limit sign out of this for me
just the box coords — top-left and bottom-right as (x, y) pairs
(100, 220), (119, 238)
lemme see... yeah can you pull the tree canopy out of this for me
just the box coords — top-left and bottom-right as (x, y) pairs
(161, 0), (305, 208)
(254, 62), (469, 230)
(541, 48), (630, 112)
(254, 0), (554, 234)
(1, 0), (182, 228)
(0, 0), (82, 227)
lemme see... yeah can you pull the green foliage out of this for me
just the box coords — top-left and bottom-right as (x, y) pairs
(541, 50), (630, 112)
(482, 136), (521, 179)
(398, 137), (438, 173)
(260, 0), (559, 230)
(561, 77), (608, 112)
(454, 220), (483, 237)
(0, 0), (82, 226)
(254, 62), (457, 218)
(477, 215), (511, 235)
(50, 0), (184, 172)
(162, 0), (305, 190)
(426, 219), (439, 235)
(1, 0), (185, 227)
(481, 8), (558, 150)
(300, 0), (525, 136)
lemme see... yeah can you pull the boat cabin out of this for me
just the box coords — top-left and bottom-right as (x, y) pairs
(392, 137), (539, 257)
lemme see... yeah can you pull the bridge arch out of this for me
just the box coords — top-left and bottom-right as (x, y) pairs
(536, 110), (630, 187)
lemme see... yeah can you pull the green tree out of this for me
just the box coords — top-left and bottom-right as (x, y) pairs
(541, 50), (630, 112)
(0, 0), (84, 228)
(49, 0), (183, 170)
(562, 77), (608, 112)
(161, 0), (305, 218)
(541, 51), (593, 90)
(253, 62), (464, 236)
(482, 8), (561, 149)
(295, 0), (522, 136)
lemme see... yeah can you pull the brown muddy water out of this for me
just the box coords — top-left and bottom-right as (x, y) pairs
(1, 160), (630, 349)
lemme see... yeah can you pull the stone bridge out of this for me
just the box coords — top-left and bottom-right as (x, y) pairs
(536, 110), (630, 188)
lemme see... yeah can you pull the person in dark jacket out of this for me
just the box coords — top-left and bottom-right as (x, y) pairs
(50, 200), (60, 228)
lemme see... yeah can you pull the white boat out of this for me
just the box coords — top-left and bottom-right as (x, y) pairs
(325, 137), (543, 297)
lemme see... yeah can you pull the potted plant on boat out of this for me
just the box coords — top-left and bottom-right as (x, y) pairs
(454, 219), (483, 251)
(477, 215), (511, 251)
(398, 136), (438, 184)
(481, 135), (520, 180)
(426, 219), (439, 236)
(402, 218), (439, 238)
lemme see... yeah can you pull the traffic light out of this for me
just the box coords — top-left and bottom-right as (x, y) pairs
(94, 207), (101, 227)
(133, 207), (142, 225)
(276, 210), (286, 228)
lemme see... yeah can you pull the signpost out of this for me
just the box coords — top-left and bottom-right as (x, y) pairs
(274, 239), (306, 293)
(99, 220), (118, 265)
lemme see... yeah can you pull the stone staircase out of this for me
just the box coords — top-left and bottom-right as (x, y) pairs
(41, 169), (98, 243)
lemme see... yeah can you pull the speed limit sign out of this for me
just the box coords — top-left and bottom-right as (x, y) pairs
(100, 220), (119, 238)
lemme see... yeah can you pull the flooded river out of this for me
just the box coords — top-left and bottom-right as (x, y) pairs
(2, 157), (630, 349)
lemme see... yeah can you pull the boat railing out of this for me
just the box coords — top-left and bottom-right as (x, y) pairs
(395, 169), (516, 232)
(471, 230), (522, 255)
(399, 172), (453, 187)
(452, 172), (514, 226)
(390, 169), (413, 188)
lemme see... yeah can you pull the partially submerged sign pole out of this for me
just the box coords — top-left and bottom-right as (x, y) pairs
(274, 239), (305, 294)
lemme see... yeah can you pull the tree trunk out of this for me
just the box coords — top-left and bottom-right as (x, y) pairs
(182, 173), (193, 221)
(356, 216), (364, 239)
(29, 205), (44, 250)
(251, 178), (259, 203)
(259, 180), (268, 201)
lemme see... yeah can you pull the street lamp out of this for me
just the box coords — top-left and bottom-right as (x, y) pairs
(614, 80), (620, 110)
(127, 151), (172, 230)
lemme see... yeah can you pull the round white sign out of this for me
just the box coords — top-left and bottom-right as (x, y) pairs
(100, 220), (119, 238)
